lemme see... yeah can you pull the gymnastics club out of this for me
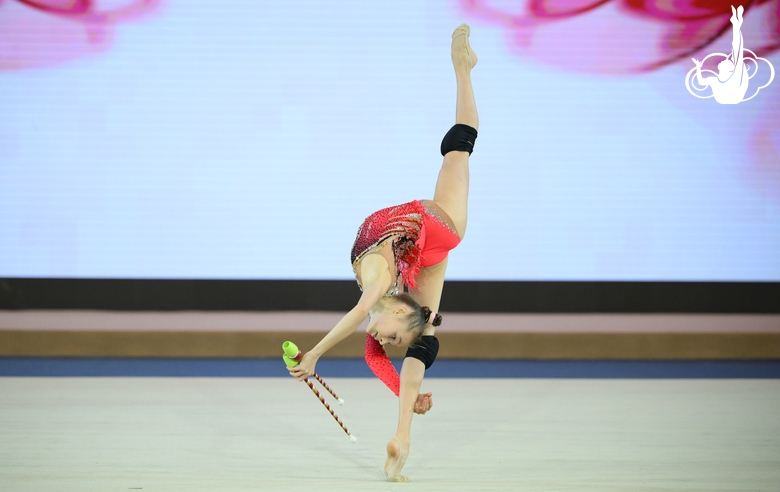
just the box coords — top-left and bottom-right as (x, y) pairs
(283, 341), (357, 443)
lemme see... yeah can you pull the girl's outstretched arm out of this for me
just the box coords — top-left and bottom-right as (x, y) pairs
(288, 304), (368, 380)
(289, 254), (392, 380)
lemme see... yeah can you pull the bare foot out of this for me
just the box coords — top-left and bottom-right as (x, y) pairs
(384, 436), (409, 482)
(451, 24), (477, 71)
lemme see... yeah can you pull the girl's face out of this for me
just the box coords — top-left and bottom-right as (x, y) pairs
(366, 310), (413, 348)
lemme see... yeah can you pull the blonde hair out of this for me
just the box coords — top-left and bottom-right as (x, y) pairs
(391, 293), (442, 346)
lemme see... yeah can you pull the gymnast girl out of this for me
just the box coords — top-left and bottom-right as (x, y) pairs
(288, 23), (478, 482)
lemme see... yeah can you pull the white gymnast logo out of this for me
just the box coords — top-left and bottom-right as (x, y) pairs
(685, 5), (774, 104)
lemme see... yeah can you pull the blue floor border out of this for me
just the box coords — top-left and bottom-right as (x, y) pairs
(1, 358), (779, 378)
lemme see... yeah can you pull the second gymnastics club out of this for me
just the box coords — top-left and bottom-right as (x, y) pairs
(283, 341), (356, 443)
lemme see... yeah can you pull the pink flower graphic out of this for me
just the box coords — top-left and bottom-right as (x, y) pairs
(0, 0), (160, 70)
(462, 0), (780, 199)
(461, 0), (779, 73)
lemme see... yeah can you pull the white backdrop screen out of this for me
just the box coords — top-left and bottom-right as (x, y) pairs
(1, 0), (779, 280)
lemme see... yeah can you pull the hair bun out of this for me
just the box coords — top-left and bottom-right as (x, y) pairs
(422, 306), (443, 327)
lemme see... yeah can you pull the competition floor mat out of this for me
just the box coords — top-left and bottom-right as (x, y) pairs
(1, 377), (778, 491)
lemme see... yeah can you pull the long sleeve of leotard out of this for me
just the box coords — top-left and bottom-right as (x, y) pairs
(365, 334), (400, 396)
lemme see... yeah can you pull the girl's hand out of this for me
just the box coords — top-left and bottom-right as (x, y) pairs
(414, 392), (433, 414)
(288, 352), (318, 381)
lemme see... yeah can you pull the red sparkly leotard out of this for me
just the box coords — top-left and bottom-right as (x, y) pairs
(352, 199), (460, 395)
(350, 199), (460, 291)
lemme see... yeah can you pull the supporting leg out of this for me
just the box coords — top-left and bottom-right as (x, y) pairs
(384, 358), (424, 482)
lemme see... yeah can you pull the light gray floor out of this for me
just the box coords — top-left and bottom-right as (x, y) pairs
(1, 378), (779, 491)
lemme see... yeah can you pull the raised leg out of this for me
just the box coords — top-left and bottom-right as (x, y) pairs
(433, 24), (479, 239)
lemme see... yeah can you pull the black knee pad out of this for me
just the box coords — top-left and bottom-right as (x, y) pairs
(405, 335), (439, 370)
(440, 124), (478, 156)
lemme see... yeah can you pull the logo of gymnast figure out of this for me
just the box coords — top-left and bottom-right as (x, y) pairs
(686, 5), (775, 104)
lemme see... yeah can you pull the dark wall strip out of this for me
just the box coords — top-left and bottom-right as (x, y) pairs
(1, 278), (778, 313)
